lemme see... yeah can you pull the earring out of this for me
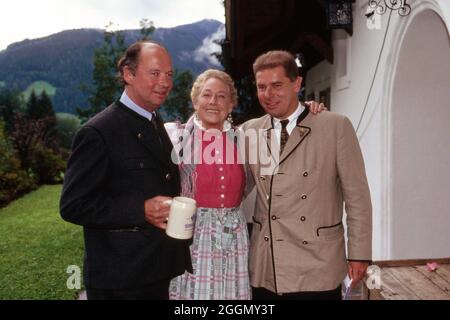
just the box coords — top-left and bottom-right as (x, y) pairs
(227, 113), (233, 125)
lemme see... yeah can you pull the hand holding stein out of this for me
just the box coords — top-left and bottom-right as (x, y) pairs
(164, 197), (197, 239)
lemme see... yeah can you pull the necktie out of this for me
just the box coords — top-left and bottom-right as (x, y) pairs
(279, 119), (290, 155)
(150, 112), (168, 150)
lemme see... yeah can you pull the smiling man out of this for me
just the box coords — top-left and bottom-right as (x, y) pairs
(60, 41), (192, 300)
(241, 50), (372, 300)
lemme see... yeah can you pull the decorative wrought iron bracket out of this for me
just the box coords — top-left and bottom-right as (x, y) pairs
(368, 0), (411, 17)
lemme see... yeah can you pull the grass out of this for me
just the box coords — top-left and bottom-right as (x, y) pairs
(0, 185), (84, 300)
(22, 81), (56, 99)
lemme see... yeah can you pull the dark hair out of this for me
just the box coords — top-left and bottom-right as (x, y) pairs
(116, 40), (164, 86)
(253, 50), (299, 82)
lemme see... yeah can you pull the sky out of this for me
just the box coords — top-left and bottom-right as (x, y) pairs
(0, 0), (225, 51)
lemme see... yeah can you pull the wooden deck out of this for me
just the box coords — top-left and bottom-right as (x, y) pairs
(367, 259), (450, 300)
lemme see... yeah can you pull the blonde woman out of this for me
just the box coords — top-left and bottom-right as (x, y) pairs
(166, 69), (250, 300)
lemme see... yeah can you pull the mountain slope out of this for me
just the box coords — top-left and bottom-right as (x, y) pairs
(0, 19), (223, 113)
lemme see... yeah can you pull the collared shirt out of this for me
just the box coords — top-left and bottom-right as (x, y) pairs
(193, 115), (232, 132)
(272, 103), (305, 145)
(120, 91), (154, 121)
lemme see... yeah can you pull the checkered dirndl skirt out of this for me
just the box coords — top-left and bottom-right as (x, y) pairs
(169, 206), (251, 300)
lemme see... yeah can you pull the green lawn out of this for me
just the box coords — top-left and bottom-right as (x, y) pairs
(0, 185), (84, 300)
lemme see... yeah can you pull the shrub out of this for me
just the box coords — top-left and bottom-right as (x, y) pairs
(0, 120), (37, 207)
(55, 113), (81, 149)
(10, 114), (50, 170)
(30, 146), (67, 185)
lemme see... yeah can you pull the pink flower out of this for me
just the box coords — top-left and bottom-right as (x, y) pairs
(426, 262), (439, 272)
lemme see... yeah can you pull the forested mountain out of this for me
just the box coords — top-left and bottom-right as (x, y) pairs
(0, 19), (223, 113)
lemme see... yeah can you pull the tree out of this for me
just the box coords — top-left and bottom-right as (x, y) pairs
(25, 90), (39, 119)
(163, 70), (194, 122)
(140, 18), (155, 40)
(77, 23), (127, 122)
(77, 19), (158, 122)
(37, 91), (57, 138)
(10, 113), (65, 184)
(25, 90), (57, 139)
(37, 91), (55, 118)
(0, 88), (24, 132)
(77, 18), (196, 123)
(11, 114), (49, 170)
(26, 90), (56, 120)
(56, 113), (81, 149)
(0, 120), (36, 206)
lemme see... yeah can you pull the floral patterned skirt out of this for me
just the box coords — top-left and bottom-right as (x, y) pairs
(169, 206), (251, 300)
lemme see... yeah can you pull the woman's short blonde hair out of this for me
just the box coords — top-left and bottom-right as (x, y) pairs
(190, 69), (238, 108)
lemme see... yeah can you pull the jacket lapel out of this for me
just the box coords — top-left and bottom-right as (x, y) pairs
(279, 107), (311, 164)
(115, 102), (171, 166)
(134, 121), (173, 167)
(154, 111), (176, 157)
(139, 121), (180, 188)
(116, 101), (178, 183)
(256, 117), (277, 194)
(279, 125), (311, 163)
(261, 116), (278, 165)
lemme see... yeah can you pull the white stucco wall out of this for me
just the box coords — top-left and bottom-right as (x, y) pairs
(390, 9), (450, 259)
(307, 0), (450, 260)
(304, 60), (332, 102)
